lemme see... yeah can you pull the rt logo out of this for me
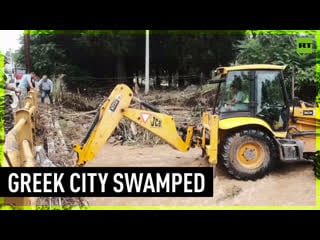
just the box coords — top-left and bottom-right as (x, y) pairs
(296, 38), (313, 54)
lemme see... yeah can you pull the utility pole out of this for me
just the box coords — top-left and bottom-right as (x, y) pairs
(145, 30), (150, 94)
(24, 31), (31, 73)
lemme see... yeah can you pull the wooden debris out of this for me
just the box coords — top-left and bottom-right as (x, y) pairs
(130, 122), (137, 136)
(35, 145), (56, 167)
(54, 119), (70, 155)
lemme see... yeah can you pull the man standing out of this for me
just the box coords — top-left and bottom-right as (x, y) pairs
(17, 72), (36, 101)
(38, 75), (53, 104)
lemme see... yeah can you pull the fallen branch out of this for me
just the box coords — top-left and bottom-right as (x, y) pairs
(63, 110), (97, 117)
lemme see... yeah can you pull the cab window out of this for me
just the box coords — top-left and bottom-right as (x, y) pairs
(220, 70), (250, 112)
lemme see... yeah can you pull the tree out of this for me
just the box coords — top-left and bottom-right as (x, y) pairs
(13, 30), (245, 92)
(15, 34), (70, 76)
(234, 33), (316, 101)
(76, 30), (145, 81)
(151, 30), (245, 88)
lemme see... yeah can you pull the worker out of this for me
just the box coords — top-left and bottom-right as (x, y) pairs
(229, 83), (245, 105)
(224, 77), (247, 111)
(38, 75), (53, 104)
(18, 72), (36, 101)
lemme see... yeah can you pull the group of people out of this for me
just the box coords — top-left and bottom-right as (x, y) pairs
(6, 72), (53, 104)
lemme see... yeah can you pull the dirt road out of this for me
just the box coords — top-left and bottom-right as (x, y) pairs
(85, 144), (316, 207)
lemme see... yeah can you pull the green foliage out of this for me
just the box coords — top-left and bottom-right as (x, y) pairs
(235, 34), (316, 101)
(15, 34), (83, 77)
(151, 31), (245, 76)
(317, 74), (320, 103)
(31, 42), (66, 74)
(0, 204), (15, 210)
(295, 66), (316, 91)
(78, 31), (137, 56)
(316, 33), (320, 104)
(28, 30), (55, 34)
(245, 30), (317, 35)
(14, 30), (245, 88)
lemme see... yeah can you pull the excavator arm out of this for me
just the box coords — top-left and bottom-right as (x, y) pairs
(73, 84), (195, 166)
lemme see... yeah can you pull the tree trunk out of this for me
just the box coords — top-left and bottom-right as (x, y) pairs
(178, 72), (184, 89)
(155, 70), (161, 89)
(168, 72), (172, 88)
(116, 56), (126, 83)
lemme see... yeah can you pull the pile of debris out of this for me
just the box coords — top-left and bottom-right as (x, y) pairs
(52, 74), (104, 112)
(35, 103), (88, 209)
(55, 83), (217, 146)
(141, 84), (216, 107)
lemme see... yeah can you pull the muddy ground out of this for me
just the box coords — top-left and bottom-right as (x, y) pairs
(85, 145), (315, 206)
(36, 87), (317, 207)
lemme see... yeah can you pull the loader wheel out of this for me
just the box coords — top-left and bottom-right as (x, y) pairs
(221, 129), (277, 180)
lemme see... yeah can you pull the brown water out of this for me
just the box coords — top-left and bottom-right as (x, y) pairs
(85, 145), (316, 207)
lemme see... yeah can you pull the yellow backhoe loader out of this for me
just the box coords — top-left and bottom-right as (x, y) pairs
(73, 64), (319, 180)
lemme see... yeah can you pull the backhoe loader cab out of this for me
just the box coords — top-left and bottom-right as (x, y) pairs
(217, 64), (289, 132)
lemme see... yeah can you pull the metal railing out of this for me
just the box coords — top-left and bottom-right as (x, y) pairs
(3, 89), (38, 208)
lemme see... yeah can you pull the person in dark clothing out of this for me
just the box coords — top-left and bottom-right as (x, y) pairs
(38, 75), (53, 104)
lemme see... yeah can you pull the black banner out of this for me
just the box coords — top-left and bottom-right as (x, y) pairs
(0, 167), (214, 197)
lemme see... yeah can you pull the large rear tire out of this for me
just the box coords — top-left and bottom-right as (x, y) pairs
(221, 129), (277, 180)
